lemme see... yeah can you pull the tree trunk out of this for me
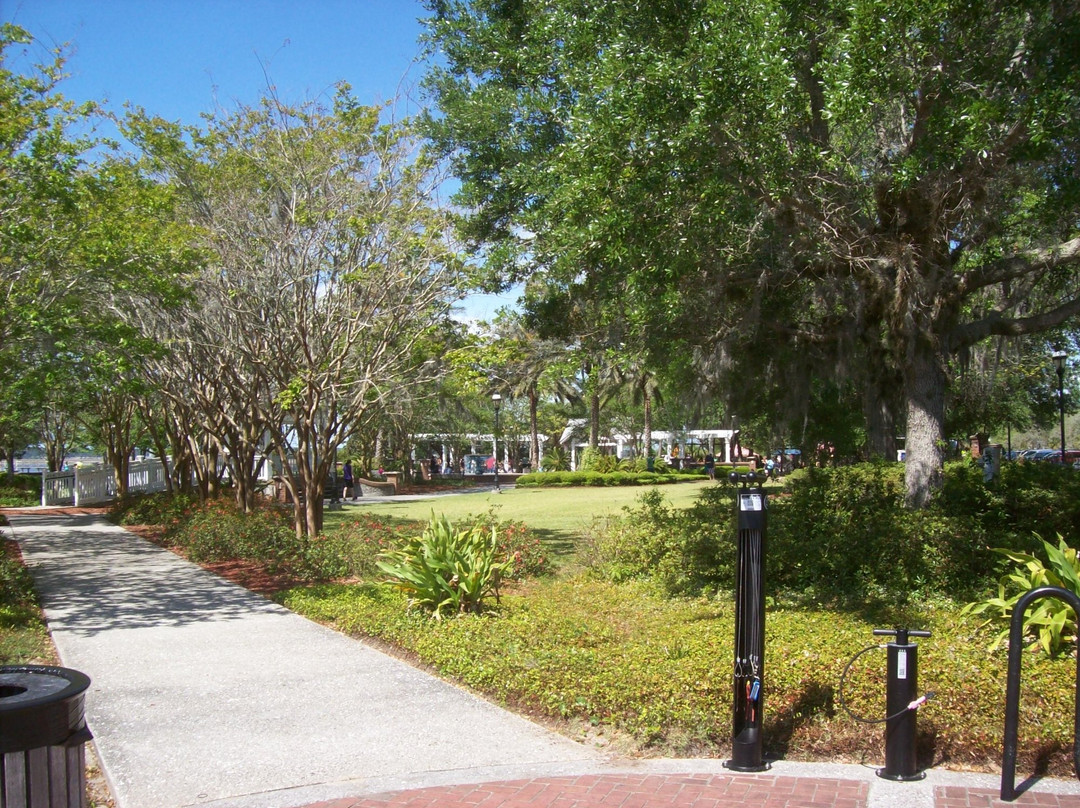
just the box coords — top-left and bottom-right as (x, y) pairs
(204, 443), (221, 500)
(42, 409), (70, 473)
(304, 481), (324, 536)
(643, 386), (653, 458)
(108, 447), (131, 498)
(528, 390), (540, 471)
(903, 347), (947, 509)
(589, 391), (600, 450)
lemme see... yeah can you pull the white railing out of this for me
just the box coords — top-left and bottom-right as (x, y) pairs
(42, 471), (76, 506)
(41, 459), (170, 507)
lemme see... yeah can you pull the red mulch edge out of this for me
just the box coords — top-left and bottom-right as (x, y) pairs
(121, 524), (311, 596)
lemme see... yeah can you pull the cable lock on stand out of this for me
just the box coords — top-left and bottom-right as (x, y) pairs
(838, 628), (935, 781)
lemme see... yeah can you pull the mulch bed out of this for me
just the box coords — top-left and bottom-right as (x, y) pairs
(121, 523), (311, 596)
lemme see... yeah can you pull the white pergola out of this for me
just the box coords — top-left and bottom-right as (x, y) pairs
(560, 424), (740, 470)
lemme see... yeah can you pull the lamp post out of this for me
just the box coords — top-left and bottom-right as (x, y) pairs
(1053, 350), (1067, 464)
(491, 393), (502, 492)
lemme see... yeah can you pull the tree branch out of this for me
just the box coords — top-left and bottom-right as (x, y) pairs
(960, 237), (1080, 293)
(950, 294), (1080, 351)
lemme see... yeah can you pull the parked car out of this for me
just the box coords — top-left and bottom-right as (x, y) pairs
(1018, 448), (1058, 461)
(1046, 449), (1080, 466)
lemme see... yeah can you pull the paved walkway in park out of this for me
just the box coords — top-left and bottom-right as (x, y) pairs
(5, 510), (1080, 808)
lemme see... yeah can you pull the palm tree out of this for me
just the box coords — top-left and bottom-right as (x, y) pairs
(627, 359), (663, 459)
(501, 320), (577, 470)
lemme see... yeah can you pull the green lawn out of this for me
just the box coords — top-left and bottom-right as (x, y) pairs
(325, 480), (718, 561)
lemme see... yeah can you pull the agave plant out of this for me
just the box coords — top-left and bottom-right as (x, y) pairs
(376, 515), (510, 618)
(962, 535), (1080, 656)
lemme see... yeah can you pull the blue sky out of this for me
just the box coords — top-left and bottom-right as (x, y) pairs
(1, 0), (429, 126)
(1, 0), (518, 321)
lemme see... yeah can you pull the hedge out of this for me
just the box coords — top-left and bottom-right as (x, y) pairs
(517, 469), (708, 487)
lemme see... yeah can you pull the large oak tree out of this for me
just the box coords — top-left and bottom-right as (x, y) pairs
(423, 0), (1080, 506)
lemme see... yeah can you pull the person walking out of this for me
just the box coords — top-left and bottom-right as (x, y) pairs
(343, 459), (355, 500)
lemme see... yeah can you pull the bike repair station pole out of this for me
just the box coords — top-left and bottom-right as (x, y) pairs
(726, 471), (769, 772)
(874, 627), (932, 781)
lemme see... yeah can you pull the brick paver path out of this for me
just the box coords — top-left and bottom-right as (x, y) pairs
(935, 786), (1080, 807)
(300, 774), (869, 808)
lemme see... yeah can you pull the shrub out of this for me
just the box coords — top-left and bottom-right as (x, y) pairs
(512, 469), (697, 487)
(595, 454), (619, 473)
(578, 448), (602, 472)
(166, 499), (301, 570)
(578, 447), (622, 473)
(458, 514), (550, 579)
(938, 460), (1080, 547)
(110, 491), (196, 528)
(0, 474), (41, 507)
(583, 487), (734, 596)
(543, 446), (571, 471)
(0, 539), (52, 664)
(581, 459), (1080, 606)
(376, 515), (510, 618)
(768, 462), (988, 604)
(0, 545), (38, 614)
(306, 514), (418, 580)
(765, 459), (1080, 606)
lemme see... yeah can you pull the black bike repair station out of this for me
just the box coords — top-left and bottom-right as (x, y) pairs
(726, 471), (768, 772)
(724, 470), (936, 779)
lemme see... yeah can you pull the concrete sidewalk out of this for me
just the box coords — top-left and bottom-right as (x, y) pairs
(5, 511), (1080, 808)
(5, 512), (603, 807)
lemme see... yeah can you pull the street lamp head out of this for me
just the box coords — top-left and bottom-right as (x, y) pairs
(491, 392), (502, 409)
(1052, 350), (1068, 374)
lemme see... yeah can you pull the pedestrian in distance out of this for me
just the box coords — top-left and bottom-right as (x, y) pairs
(343, 459), (355, 500)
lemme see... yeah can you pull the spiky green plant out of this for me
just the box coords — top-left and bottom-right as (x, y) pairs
(376, 515), (509, 618)
(962, 535), (1080, 656)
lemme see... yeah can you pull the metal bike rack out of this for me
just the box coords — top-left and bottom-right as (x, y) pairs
(1000, 586), (1080, 801)
(725, 472), (769, 772)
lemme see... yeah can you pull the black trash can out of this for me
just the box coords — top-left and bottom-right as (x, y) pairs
(1, 665), (92, 808)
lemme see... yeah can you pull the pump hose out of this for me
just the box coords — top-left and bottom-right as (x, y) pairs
(837, 644), (936, 725)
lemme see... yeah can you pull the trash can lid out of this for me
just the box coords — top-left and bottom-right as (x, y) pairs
(0, 665), (91, 753)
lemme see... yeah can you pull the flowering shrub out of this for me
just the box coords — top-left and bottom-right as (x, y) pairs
(311, 515), (419, 580)
(491, 520), (550, 579)
(453, 511), (550, 579)
(166, 499), (300, 570)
